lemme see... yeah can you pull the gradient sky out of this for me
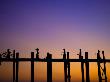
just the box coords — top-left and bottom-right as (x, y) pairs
(0, 0), (110, 82)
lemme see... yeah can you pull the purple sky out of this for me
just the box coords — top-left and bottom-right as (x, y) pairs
(0, 0), (110, 81)
(0, 0), (110, 51)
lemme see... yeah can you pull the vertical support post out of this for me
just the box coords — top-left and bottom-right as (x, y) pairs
(47, 53), (52, 82)
(16, 53), (19, 82)
(79, 49), (85, 82)
(67, 52), (71, 82)
(81, 56), (84, 82)
(102, 51), (107, 82)
(13, 50), (15, 82)
(97, 50), (102, 82)
(63, 49), (67, 82)
(85, 52), (90, 82)
(31, 52), (34, 82)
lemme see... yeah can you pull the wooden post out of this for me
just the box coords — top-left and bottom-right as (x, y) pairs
(81, 56), (84, 82)
(67, 52), (71, 82)
(97, 50), (102, 82)
(79, 49), (85, 82)
(16, 53), (19, 82)
(85, 52), (90, 82)
(102, 51), (107, 82)
(13, 50), (15, 82)
(63, 49), (67, 82)
(47, 53), (52, 82)
(31, 52), (34, 82)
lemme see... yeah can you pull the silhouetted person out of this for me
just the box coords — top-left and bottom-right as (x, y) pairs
(0, 54), (1, 65)
(35, 48), (39, 59)
(7, 49), (11, 59)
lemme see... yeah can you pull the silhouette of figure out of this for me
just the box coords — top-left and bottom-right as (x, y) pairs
(0, 54), (1, 65)
(35, 48), (39, 59)
(7, 49), (11, 59)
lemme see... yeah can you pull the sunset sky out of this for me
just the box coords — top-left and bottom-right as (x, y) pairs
(0, 0), (110, 82)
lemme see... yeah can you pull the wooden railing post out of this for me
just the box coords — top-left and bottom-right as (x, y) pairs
(63, 49), (67, 82)
(85, 52), (90, 82)
(47, 53), (52, 82)
(97, 50), (102, 82)
(16, 53), (19, 82)
(102, 51), (107, 82)
(81, 56), (84, 82)
(67, 52), (71, 82)
(13, 50), (15, 82)
(31, 52), (34, 82)
(79, 49), (85, 82)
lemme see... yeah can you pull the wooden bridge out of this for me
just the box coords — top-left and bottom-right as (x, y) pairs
(0, 48), (110, 82)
